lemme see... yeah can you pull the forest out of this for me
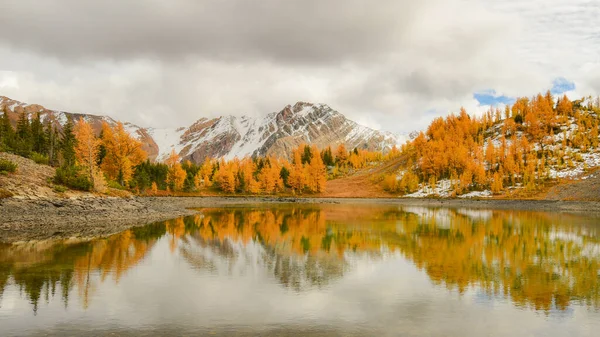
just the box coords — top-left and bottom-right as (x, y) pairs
(381, 92), (600, 196)
(0, 109), (360, 195)
(1, 91), (599, 197)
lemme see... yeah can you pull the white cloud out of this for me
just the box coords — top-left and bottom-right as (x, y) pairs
(0, 0), (598, 132)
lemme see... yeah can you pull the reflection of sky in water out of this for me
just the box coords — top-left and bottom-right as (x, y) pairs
(1, 205), (600, 336)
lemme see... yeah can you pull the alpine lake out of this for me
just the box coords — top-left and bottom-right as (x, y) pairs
(1, 203), (600, 336)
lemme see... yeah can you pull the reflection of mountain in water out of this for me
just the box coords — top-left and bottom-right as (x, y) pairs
(178, 208), (353, 291)
(1, 205), (600, 313)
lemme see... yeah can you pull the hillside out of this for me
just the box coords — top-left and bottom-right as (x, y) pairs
(0, 96), (403, 164)
(344, 93), (600, 200)
(322, 156), (406, 198)
(0, 152), (95, 199)
(0, 96), (159, 160)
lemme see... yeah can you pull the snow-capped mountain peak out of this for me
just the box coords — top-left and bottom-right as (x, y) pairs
(1, 96), (404, 163)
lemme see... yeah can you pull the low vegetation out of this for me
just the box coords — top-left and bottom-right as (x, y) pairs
(0, 158), (17, 174)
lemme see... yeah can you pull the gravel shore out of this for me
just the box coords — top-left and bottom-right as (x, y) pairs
(2, 196), (600, 243)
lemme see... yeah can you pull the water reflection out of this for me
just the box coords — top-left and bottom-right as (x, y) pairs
(1, 205), (599, 314)
(0, 225), (163, 313)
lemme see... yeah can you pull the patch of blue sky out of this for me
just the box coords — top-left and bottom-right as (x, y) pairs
(473, 90), (515, 106)
(550, 77), (575, 95)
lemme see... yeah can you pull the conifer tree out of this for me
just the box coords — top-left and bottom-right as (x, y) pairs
(165, 149), (186, 191)
(335, 143), (348, 167)
(44, 119), (59, 166)
(74, 118), (105, 192)
(0, 109), (14, 151)
(30, 112), (47, 155)
(100, 122), (146, 186)
(15, 111), (32, 156)
(60, 117), (77, 167)
(307, 145), (327, 193)
(321, 146), (334, 166)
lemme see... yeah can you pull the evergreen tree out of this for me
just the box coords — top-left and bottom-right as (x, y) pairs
(96, 129), (106, 166)
(45, 120), (59, 166)
(280, 166), (290, 187)
(30, 112), (47, 154)
(0, 109), (14, 151)
(15, 111), (32, 156)
(321, 146), (334, 166)
(301, 145), (313, 164)
(60, 117), (77, 167)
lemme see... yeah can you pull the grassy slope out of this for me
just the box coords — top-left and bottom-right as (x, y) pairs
(322, 157), (600, 201)
(321, 157), (405, 198)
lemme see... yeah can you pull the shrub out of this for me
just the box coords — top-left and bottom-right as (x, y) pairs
(514, 114), (524, 124)
(0, 158), (17, 174)
(107, 180), (128, 190)
(381, 173), (398, 192)
(53, 185), (67, 193)
(53, 166), (92, 191)
(30, 152), (49, 165)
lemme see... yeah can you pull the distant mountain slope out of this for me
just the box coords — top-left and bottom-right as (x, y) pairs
(150, 102), (404, 162)
(0, 96), (158, 159)
(1, 96), (405, 164)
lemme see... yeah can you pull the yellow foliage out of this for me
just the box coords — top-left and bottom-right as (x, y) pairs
(100, 122), (146, 185)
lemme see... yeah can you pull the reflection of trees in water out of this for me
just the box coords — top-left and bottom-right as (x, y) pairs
(180, 208), (386, 291)
(0, 223), (165, 313)
(262, 249), (345, 292)
(395, 207), (600, 312)
(185, 206), (600, 311)
(1, 205), (600, 313)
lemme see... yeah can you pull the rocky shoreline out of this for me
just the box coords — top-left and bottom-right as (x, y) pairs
(2, 196), (600, 243)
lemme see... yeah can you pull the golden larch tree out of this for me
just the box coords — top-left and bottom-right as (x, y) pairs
(165, 149), (187, 191)
(74, 117), (106, 192)
(307, 145), (327, 193)
(100, 122), (147, 186)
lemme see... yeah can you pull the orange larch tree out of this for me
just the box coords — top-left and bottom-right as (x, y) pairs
(165, 150), (187, 191)
(100, 122), (147, 186)
(74, 117), (106, 192)
(307, 145), (327, 193)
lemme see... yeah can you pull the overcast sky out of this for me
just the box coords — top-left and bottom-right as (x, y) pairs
(0, 0), (598, 133)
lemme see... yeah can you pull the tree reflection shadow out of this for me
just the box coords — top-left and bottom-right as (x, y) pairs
(1, 205), (599, 314)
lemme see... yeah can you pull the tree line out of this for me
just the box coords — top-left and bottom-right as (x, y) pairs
(3, 109), (383, 194)
(132, 142), (392, 195)
(0, 109), (147, 192)
(382, 92), (600, 196)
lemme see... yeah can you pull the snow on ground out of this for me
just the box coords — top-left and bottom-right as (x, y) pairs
(123, 122), (143, 141)
(404, 179), (454, 198)
(296, 104), (316, 118)
(548, 150), (600, 179)
(223, 115), (270, 160)
(147, 126), (186, 161)
(56, 111), (68, 125)
(403, 179), (493, 199)
(458, 190), (493, 199)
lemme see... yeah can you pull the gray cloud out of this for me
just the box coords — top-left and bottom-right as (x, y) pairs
(0, 0), (598, 133)
(0, 0), (423, 65)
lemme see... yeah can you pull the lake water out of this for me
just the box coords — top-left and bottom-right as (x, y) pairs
(1, 204), (600, 336)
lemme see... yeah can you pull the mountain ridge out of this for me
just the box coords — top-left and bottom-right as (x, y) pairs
(0, 96), (405, 163)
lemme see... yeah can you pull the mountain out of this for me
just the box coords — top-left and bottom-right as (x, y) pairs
(148, 102), (403, 162)
(1, 96), (404, 163)
(0, 96), (159, 159)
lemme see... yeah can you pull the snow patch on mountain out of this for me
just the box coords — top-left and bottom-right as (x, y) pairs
(2, 95), (406, 164)
(147, 127), (186, 161)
